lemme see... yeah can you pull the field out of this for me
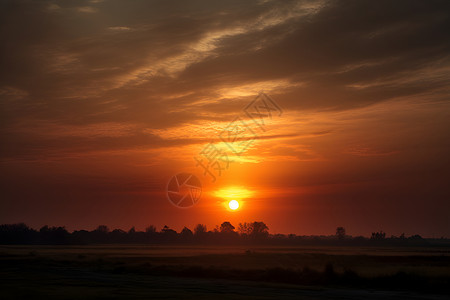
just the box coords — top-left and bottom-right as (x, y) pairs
(1, 245), (449, 299)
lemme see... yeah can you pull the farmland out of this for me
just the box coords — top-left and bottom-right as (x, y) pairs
(1, 245), (449, 299)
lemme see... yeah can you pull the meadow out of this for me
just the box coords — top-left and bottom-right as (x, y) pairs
(1, 244), (449, 299)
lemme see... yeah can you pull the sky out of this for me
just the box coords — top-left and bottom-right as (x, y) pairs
(1, 0), (449, 237)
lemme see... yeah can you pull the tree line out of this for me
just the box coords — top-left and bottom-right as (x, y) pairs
(0, 222), (446, 246)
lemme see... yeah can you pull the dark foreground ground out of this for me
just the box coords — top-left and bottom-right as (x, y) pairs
(1, 245), (449, 299)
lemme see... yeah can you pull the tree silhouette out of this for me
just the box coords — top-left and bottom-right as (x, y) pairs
(39, 225), (69, 244)
(161, 225), (177, 242)
(371, 231), (386, 240)
(180, 227), (193, 241)
(194, 224), (207, 236)
(220, 222), (235, 233)
(145, 225), (157, 233)
(95, 225), (110, 233)
(336, 227), (346, 240)
(238, 222), (251, 236)
(110, 228), (126, 243)
(0, 223), (36, 244)
(250, 222), (269, 238)
(0, 222), (437, 246)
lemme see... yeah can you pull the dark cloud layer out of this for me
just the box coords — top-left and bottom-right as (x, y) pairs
(1, 1), (448, 132)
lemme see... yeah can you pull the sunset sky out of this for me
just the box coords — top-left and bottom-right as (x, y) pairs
(1, 0), (449, 237)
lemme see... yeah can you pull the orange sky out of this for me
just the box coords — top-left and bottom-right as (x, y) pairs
(1, 0), (450, 237)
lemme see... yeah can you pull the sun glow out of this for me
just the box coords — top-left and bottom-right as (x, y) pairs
(228, 200), (239, 210)
(213, 186), (254, 212)
(213, 186), (255, 200)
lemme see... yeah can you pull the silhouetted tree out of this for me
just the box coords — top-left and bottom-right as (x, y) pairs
(409, 234), (423, 240)
(91, 225), (110, 243)
(110, 229), (126, 243)
(193, 224), (207, 242)
(0, 223), (36, 244)
(336, 227), (346, 240)
(220, 222), (235, 233)
(1, 222), (440, 246)
(144, 225), (158, 242)
(161, 225), (177, 242)
(145, 225), (157, 233)
(71, 229), (90, 244)
(194, 224), (207, 236)
(371, 231), (386, 240)
(95, 225), (110, 233)
(238, 222), (251, 236)
(39, 225), (69, 244)
(250, 222), (269, 238)
(180, 227), (193, 241)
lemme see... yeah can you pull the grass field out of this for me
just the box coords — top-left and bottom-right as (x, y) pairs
(1, 245), (449, 299)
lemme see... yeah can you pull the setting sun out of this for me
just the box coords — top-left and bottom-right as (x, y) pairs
(229, 200), (239, 210)
(213, 186), (253, 211)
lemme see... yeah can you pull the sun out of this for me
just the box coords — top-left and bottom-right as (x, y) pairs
(213, 186), (253, 211)
(229, 200), (239, 210)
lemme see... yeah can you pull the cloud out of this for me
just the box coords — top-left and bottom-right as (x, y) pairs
(77, 6), (97, 13)
(344, 145), (400, 157)
(1, 0), (449, 163)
